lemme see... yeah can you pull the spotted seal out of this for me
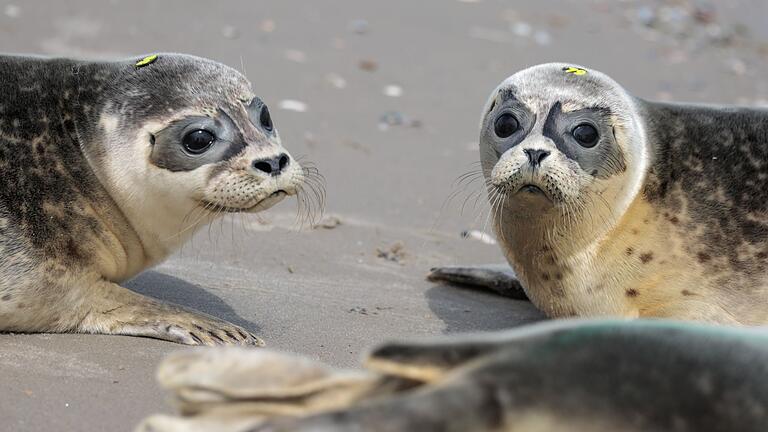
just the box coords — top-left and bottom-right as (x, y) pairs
(138, 319), (768, 432)
(0, 53), (322, 345)
(430, 62), (768, 325)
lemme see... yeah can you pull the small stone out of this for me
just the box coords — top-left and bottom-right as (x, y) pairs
(314, 215), (342, 229)
(511, 21), (532, 37)
(284, 50), (307, 63)
(326, 73), (347, 89)
(378, 111), (404, 130)
(4, 4), (20, 18)
(349, 19), (370, 34)
(260, 20), (276, 33)
(376, 241), (406, 263)
(636, 6), (656, 27)
(278, 100), (308, 112)
(727, 58), (747, 76)
(358, 59), (378, 72)
(383, 85), (403, 97)
(533, 30), (552, 46)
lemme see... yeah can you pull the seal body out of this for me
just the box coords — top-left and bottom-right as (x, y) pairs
(138, 319), (768, 432)
(433, 63), (768, 325)
(0, 53), (312, 345)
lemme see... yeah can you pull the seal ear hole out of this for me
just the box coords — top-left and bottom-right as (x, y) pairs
(149, 134), (156, 146)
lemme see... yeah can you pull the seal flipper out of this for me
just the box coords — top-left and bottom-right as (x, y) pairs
(364, 336), (507, 383)
(427, 264), (528, 300)
(76, 280), (263, 346)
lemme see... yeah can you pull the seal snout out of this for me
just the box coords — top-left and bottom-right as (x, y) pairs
(523, 149), (550, 167)
(252, 153), (290, 177)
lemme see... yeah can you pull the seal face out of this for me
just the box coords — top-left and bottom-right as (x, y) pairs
(0, 53), (321, 345)
(432, 63), (768, 325)
(480, 64), (637, 226)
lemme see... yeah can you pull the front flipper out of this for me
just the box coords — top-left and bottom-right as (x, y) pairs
(427, 263), (528, 300)
(75, 280), (263, 346)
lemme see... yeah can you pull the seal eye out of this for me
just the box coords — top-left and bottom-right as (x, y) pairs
(260, 105), (273, 132)
(572, 123), (599, 148)
(494, 113), (519, 138)
(182, 130), (215, 154)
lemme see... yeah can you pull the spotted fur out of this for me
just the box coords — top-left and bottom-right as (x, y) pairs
(0, 53), (307, 345)
(477, 63), (768, 325)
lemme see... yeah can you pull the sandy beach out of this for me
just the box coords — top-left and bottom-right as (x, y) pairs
(1, 0), (767, 430)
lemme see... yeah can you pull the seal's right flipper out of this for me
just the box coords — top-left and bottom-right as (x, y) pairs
(427, 264), (528, 300)
(75, 280), (263, 346)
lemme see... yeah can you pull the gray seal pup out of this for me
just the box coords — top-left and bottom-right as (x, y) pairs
(137, 319), (768, 432)
(430, 63), (768, 325)
(0, 53), (322, 345)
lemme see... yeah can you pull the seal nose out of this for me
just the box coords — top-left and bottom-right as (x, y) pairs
(252, 153), (290, 176)
(524, 149), (550, 167)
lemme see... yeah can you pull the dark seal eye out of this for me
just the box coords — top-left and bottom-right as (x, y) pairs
(572, 123), (599, 148)
(182, 129), (215, 154)
(494, 113), (519, 138)
(260, 105), (273, 132)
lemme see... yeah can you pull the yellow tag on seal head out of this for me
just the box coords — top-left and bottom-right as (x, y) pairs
(562, 66), (587, 76)
(135, 54), (158, 69)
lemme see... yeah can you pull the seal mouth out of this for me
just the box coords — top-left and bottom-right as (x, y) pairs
(201, 190), (289, 213)
(517, 184), (546, 196)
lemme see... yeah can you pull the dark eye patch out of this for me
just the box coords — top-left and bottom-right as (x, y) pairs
(485, 90), (537, 156)
(542, 102), (626, 178)
(149, 110), (247, 172)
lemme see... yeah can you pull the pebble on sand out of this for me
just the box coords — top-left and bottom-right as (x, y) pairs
(278, 100), (308, 112)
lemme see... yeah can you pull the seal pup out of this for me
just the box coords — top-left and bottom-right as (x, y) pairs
(137, 319), (768, 432)
(430, 63), (768, 325)
(0, 53), (322, 345)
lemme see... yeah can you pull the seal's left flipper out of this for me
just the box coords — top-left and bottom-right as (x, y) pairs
(427, 264), (528, 300)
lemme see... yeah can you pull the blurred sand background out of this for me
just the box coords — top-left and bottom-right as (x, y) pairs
(0, 0), (767, 430)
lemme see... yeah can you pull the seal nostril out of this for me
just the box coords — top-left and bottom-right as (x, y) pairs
(524, 149), (550, 167)
(278, 153), (289, 170)
(253, 160), (273, 174)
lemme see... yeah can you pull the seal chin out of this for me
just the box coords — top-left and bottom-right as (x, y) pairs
(201, 190), (290, 214)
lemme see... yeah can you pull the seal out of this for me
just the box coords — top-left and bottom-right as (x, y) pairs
(137, 319), (768, 432)
(430, 63), (768, 325)
(0, 53), (323, 345)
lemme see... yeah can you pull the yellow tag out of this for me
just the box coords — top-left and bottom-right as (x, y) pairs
(563, 66), (587, 76)
(135, 54), (158, 68)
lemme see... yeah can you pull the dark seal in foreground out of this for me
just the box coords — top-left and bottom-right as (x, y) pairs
(138, 319), (768, 432)
(431, 63), (768, 325)
(0, 53), (319, 345)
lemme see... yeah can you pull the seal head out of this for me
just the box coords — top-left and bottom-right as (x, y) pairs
(85, 54), (309, 261)
(480, 63), (645, 250)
